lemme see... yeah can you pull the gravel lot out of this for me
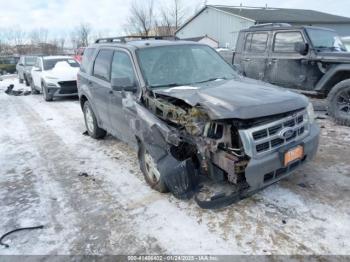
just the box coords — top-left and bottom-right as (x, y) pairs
(0, 77), (349, 255)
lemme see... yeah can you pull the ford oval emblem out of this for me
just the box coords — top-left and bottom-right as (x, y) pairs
(280, 128), (295, 140)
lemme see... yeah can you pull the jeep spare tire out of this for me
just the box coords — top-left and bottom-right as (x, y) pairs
(328, 79), (350, 127)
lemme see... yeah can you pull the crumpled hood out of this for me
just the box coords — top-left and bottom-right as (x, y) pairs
(153, 77), (309, 120)
(44, 62), (79, 81)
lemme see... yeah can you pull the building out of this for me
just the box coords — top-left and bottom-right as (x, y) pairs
(182, 35), (219, 48)
(176, 5), (350, 49)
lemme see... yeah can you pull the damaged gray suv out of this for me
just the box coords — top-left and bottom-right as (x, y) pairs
(78, 36), (320, 209)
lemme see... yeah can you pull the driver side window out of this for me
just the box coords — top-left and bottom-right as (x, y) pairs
(110, 51), (136, 84)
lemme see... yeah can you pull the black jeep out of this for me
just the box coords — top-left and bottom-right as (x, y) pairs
(234, 24), (350, 126)
(78, 36), (319, 209)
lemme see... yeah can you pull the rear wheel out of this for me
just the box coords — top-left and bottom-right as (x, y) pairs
(30, 80), (39, 94)
(83, 101), (107, 139)
(138, 142), (168, 193)
(328, 79), (350, 127)
(24, 75), (30, 86)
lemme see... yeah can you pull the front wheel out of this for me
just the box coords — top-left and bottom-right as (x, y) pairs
(42, 83), (53, 102)
(83, 101), (107, 139)
(138, 142), (169, 193)
(328, 80), (350, 127)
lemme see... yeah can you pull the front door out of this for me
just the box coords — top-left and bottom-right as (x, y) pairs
(108, 50), (138, 143)
(32, 58), (43, 88)
(241, 32), (269, 81)
(266, 30), (308, 89)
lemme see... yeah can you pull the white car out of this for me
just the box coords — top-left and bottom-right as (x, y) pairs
(31, 56), (80, 101)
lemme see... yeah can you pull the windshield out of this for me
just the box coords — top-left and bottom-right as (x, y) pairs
(307, 28), (347, 52)
(136, 45), (237, 88)
(25, 56), (36, 66)
(43, 58), (80, 70)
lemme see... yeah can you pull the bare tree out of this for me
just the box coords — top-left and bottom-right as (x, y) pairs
(125, 0), (155, 36)
(76, 23), (92, 47)
(29, 28), (49, 44)
(157, 0), (187, 36)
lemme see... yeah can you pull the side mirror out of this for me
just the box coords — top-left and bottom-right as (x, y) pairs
(111, 77), (137, 92)
(232, 64), (243, 75)
(295, 42), (308, 55)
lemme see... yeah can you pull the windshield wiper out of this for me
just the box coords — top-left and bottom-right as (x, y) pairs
(191, 77), (228, 85)
(150, 83), (183, 88)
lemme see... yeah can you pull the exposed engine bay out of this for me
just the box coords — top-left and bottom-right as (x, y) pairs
(141, 90), (251, 208)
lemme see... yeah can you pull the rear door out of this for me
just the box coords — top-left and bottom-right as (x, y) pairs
(91, 49), (114, 129)
(265, 30), (308, 88)
(241, 31), (269, 80)
(108, 49), (138, 143)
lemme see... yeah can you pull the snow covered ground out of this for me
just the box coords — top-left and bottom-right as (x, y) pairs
(0, 76), (349, 255)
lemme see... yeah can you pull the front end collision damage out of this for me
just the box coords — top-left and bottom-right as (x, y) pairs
(121, 89), (318, 209)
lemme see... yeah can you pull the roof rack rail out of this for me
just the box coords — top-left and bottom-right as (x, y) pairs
(249, 23), (292, 29)
(95, 35), (177, 44)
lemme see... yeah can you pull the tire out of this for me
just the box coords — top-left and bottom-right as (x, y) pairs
(327, 79), (350, 127)
(24, 75), (30, 86)
(42, 82), (53, 102)
(83, 101), (107, 139)
(138, 142), (169, 193)
(30, 80), (39, 94)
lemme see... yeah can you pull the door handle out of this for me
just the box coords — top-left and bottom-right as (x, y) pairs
(243, 58), (251, 62)
(271, 59), (278, 63)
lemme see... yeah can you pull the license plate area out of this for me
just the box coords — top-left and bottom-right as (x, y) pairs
(284, 145), (304, 167)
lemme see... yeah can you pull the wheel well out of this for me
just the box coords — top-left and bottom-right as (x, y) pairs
(324, 71), (350, 94)
(80, 95), (88, 109)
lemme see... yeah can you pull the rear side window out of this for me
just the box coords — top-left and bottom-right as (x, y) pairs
(93, 49), (113, 81)
(245, 33), (268, 52)
(81, 48), (95, 73)
(274, 32), (304, 52)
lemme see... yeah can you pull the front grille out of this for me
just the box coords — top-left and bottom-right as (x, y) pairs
(58, 81), (77, 94)
(239, 109), (310, 157)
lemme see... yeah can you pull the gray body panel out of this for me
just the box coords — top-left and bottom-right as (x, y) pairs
(234, 25), (350, 94)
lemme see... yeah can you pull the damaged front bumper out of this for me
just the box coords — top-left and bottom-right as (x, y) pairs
(47, 82), (78, 97)
(244, 123), (319, 192)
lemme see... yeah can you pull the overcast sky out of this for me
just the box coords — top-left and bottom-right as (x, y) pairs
(0, 0), (349, 38)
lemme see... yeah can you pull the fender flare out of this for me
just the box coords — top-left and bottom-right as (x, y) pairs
(79, 91), (103, 127)
(315, 64), (350, 92)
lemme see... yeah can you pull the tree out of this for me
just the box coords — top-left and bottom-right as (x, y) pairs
(77, 23), (91, 47)
(157, 0), (187, 36)
(125, 0), (155, 36)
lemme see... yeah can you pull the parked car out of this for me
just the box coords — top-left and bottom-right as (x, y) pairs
(31, 56), (80, 101)
(74, 47), (85, 63)
(234, 24), (350, 126)
(0, 56), (19, 75)
(78, 37), (319, 209)
(342, 36), (350, 52)
(16, 55), (37, 86)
